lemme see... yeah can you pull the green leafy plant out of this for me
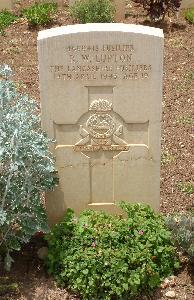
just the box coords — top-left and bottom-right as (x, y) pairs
(46, 203), (179, 300)
(177, 180), (194, 195)
(0, 65), (58, 270)
(176, 115), (194, 125)
(0, 277), (18, 297)
(135, 0), (181, 22)
(165, 212), (194, 258)
(70, 0), (115, 23)
(22, 2), (57, 26)
(185, 6), (194, 24)
(161, 150), (175, 165)
(186, 70), (194, 81)
(0, 10), (17, 35)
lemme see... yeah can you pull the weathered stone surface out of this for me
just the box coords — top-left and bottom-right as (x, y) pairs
(0, 0), (13, 10)
(38, 23), (164, 225)
(180, 0), (194, 9)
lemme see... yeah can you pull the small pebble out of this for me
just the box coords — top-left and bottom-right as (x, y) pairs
(161, 278), (170, 289)
(169, 276), (176, 287)
(165, 290), (176, 298)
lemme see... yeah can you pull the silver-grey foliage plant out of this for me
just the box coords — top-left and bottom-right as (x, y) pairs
(165, 212), (194, 258)
(0, 65), (57, 270)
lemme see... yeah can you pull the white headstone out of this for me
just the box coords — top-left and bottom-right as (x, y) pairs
(38, 23), (164, 225)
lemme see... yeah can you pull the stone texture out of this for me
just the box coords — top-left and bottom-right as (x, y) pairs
(180, 0), (194, 9)
(38, 23), (164, 225)
(0, 0), (13, 10)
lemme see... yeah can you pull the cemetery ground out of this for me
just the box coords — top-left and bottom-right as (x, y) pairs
(0, 0), (193, 299)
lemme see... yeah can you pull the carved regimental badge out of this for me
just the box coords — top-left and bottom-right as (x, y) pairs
(73, 99), (129, 152)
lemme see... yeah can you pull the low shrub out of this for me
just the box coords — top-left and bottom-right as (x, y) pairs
(165, 212), (194, 258)
(70, 0), (115, 23)
(135, 0), (181, 22)
(0, 65), (58, 270)
(0, 10), (17, 35)
(46, 203), (179, 300)
(185, 7), (194, 24)
(22, 2), (57, 26)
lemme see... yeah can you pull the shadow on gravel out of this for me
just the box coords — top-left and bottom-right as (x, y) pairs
(140, 19), (187, 33)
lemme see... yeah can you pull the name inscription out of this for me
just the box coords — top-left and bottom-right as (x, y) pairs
(50, 43), (152, 81)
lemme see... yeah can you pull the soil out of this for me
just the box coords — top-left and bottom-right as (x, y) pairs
(0, 0), (193, 299)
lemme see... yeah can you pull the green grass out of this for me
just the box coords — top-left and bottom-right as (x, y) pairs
(185, 7), (194, 24)
(161, 150), (175, 165)
(22, 2), (57, 26)
(176, 115), (194, 125)
(0, 10), (17, 35)
(187, 70), (194, 81)
(177, 181), (194, 195)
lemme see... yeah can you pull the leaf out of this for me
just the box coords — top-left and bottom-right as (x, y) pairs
(123, 283), (128, 290)
(4, 252), (14, 272)
(0, 209), (7, 226)
(174, 261), (180, 269)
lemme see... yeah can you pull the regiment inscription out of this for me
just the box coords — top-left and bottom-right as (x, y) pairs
(50, 43), (152, 81)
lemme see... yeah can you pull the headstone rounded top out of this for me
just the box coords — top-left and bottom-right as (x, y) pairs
(38, 23), (163, 40)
